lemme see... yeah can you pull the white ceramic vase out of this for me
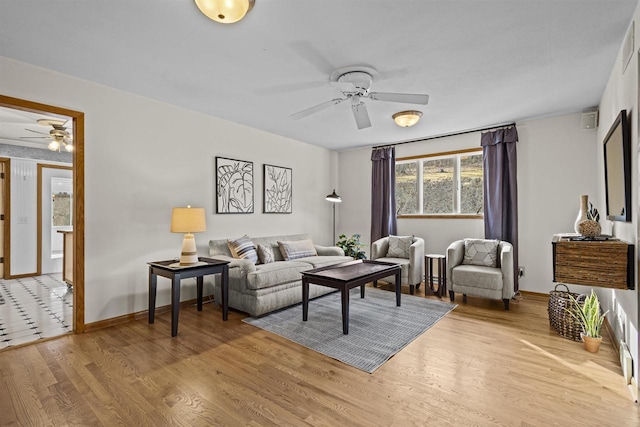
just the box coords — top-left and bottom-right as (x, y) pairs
(574, 195), (589, 233)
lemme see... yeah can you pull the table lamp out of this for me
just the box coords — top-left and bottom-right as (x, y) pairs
(171, 206), (206, 265)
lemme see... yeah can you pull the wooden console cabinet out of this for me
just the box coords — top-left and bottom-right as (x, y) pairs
(552, 235), (634, 290)
(58, 230), (73, 287)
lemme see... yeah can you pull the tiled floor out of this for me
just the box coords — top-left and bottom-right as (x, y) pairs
(0, 274), (73, 349)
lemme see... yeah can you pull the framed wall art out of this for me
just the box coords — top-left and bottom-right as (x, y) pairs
(263, 164), (292, 213)
(215, 156), (254, 214)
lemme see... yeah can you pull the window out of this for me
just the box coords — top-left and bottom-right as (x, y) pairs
(396, 150), (483, 216)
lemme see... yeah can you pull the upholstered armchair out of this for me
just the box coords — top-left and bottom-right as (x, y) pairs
(446, 239), (514, 310)
(371, 235), (425, 294)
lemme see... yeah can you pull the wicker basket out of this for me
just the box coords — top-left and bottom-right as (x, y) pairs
(548, 284), (584, 341)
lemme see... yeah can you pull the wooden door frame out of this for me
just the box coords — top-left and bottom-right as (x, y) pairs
(0, 95), (85, 333)
(0, 157), (9, 279)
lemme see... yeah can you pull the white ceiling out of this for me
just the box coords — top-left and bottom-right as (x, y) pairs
(0, 0), (637, 151)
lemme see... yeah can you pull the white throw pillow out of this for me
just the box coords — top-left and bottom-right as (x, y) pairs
(386, 235), (414, 258)
(462, 239), (499, 267)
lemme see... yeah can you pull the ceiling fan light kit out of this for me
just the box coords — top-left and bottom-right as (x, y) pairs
(393, 110), (423, 127)
(22, 118), (74, 152)
(291, 65), (429, 130)
(195, 0), (254, 24)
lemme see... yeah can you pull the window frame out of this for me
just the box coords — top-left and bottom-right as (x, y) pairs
(396, 148), (484, 219)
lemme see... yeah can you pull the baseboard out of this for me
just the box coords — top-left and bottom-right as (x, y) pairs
(83, 298), (206, 332)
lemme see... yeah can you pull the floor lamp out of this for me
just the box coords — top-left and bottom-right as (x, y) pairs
(325, 189), (342, 244)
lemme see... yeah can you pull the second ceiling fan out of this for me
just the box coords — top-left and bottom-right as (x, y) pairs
(290, 65), (429, 130)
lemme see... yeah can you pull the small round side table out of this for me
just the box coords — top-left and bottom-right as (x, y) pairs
(424, 254), (446, 297)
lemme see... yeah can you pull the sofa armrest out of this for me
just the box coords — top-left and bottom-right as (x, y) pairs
(208, 255), (256, 275)
(499, 242), (514, 299)
(371, 237), (389, 260)
(446, 240), (464, 282)
(409, 237), (425, 285)
(315, 245), (345, 256)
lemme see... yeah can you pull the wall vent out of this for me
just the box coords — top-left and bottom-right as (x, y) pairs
(622, 21), (634, 74)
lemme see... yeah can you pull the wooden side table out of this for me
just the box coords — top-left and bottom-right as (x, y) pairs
(425, 254), (446, 297)
(148, 257), (229, 337)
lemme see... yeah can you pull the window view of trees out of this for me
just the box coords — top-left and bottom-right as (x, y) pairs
(423, 158), (454, 214)
(396, 162), (418, 214)
(52, 192), (72, 226)
(460, 154), (483, 214)
(395, 151), (483, 216)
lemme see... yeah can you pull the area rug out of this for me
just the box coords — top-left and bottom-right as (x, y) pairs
(242, 288), (456, 373)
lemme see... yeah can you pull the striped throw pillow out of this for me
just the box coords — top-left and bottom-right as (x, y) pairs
(277, 239), (317, 261)
(227, 235), (258, 264)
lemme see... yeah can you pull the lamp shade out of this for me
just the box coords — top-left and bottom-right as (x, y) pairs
(325, 189), (342, 203)
(392, 110), (423, 127)
(171, 207), (206, 233)
(194, 0), (255, 24)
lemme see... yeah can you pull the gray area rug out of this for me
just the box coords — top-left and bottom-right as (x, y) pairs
(243, 288), (457, 373)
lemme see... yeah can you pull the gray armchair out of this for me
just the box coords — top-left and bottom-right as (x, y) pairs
(371, 235), (425, 294)
(446, 239), (514, 310)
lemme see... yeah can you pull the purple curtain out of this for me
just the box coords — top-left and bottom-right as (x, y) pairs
(371, 147), (397, 243)
(481, 126), (519, 291)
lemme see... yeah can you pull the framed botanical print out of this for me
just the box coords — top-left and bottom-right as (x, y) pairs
(263, 164), (292, 213)
(215, 156), (254, 214)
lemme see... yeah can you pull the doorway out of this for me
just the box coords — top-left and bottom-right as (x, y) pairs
(0, 95), (85, 334)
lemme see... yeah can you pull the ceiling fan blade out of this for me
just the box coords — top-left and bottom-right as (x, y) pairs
(352, 102), (371, 130)
(24, 128), (50, 136)
(20, 136), (49, 140)
(368, 92), (429, 105)
(290, 98), (345, 120)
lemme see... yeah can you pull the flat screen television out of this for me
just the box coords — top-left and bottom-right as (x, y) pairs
(603, 110), (631, 222)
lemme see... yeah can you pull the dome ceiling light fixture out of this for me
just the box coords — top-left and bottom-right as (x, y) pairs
(392, 110), (423, 127)
(194, 0), (255, 24)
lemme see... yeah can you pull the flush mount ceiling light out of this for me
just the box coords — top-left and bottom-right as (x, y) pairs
(393, 110), (423, 127)
(195, 0), (255, 24)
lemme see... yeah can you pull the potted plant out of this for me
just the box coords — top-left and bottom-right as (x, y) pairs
(335, 234), (367, 260)
(569, 290), (608, 353)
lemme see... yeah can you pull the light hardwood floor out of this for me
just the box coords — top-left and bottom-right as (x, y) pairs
(1, 284), (638, 426)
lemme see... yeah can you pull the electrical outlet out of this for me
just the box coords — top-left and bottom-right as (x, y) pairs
(518, 266), (525, 277)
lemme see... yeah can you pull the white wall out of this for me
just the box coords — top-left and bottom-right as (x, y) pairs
(597, 3), (639, 387)
(10, 159), (37, 275)
(338, 112), (598, 286)
(0, 56), (337, 323)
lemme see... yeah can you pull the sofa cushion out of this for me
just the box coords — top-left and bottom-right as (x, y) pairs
(246, 261), (311, 290)
(463, 239), (498, 267)
(295, 255), (352, 268)
(278, 239), (317, 260)
(227, 235), (258, 264)
(386, 235), (413, 258)
(256, 244), (275, 264)
(451, 264), (503, 290)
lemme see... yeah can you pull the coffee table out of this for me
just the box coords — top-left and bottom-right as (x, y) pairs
(302, 260), (402, 334)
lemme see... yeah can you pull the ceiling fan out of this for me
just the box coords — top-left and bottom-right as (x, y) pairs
(290, 65), (429, 130)
(21, 119), (74, 152)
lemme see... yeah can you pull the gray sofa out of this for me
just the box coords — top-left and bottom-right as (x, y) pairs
(207, 234), (352, 317)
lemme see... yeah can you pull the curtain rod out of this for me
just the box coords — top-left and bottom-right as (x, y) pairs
(372, 122), (516, 149)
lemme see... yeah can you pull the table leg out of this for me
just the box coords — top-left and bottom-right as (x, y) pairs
(197, 276), (203, 311)
(441, 258), (447, 296)
(171, 274), (181, 337)
(302, 277), (309, 321)
(395, 269), (402, 306)
(341, 288), (349, 335)
(429, 257), (435, 291)
(360, 284), (365, 298)
(148, 268), (157, 324)
(221, 266), (229, 321)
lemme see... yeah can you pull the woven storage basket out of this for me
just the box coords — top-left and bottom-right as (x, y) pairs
(548, 284), (584, 341)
